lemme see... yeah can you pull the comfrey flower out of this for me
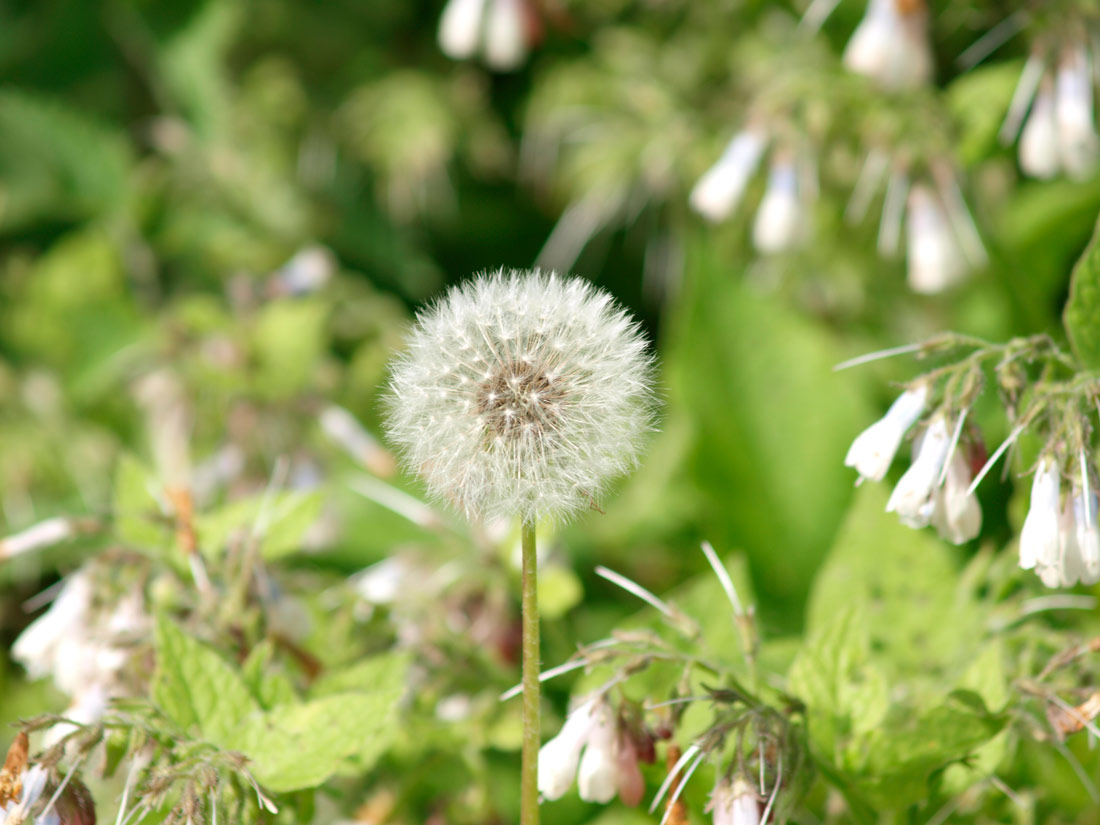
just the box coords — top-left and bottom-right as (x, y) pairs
(844, 384), (928, 483)
(753, 154), (807, 254)
(842, 0), (932, 90)
(538, 700), (643, 805)
(1003, 44), (1100, 181)
(690, 128), (769, 223)
(385, 269), (654, 524)
(905, 184), (968, 294)
(710, 776), (762, 825)
(1020, 458), (1061, 573)
(438, 0), (532, 72)
(930, 448), (981, 545)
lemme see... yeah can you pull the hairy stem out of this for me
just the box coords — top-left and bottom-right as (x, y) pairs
(521, 519), (540, 825)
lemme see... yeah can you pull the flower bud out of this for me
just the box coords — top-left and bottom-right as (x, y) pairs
(844, 384), (928, 483)
(753, 155), (804, 254)
(615, 733), (645, 807)
(905, 184), (967, 294)
(712, 776), (762, 825)
(690, 129), (768, 222)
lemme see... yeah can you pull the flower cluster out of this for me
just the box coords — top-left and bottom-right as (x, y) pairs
(437, 0), (534, 72)
(1018, 456), (1100, 587)
(385, 269), (654, 524)
(537, 698), (648, 806)
(843, 0), (933, 90)
(1004, 43), (1100, 180)
(12, 565), (149, 744)
(691, 129), (814, 255)
(845, 384), (982, 544)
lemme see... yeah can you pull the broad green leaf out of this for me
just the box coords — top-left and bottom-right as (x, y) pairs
(1064, 215), (1100, 369)
(668, 239), (874, 624)
(946, 59), (1020, 165)
(805, 484), (986, 686)
(242, 641), (299, 709)
(310, 651), (413, 699)
(195, 489), (323, 559)
(152, 615), (261, 740)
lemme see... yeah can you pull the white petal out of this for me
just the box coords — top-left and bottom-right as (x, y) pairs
(753, 157), (804, 253)
(690, 130), (768, 222)
(844, 384), (928, 483)
(906, 184), (967, 294)
(483, 0), (528, 71)
(1019, 458), (1060, 570)
(1056, 47), (1100, 179)
(576, 703), (618, 804)
(438, 0), (487, 59)
(886, 415), (951, 526)
(931, 450), (981, 544)
(1020, 81), (1061, 179)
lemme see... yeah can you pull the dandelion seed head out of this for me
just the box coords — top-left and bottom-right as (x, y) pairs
(385, 268), (655, 523)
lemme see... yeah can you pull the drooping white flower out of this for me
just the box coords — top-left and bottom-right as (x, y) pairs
(12, 570), (95, 682)
(844, 384), (928, 483)
(842, 0), (932, 90)
(438, 0), (487, 59)
(1019, 458), (1061, 571)
(385, 270), (655, 523)
(1074, 485), (1100, 584)
(483, 0), (528, 71)
(886, 415), (951, 528)
(711, 776), (761, 825)
(753, 155), (805, 253)
(1055, 46), (1100, 180)
(537, 700), (599, 801)
(930, 448), (982, 544)
(1019, 78), (1061, 179)
(905, 184), (967, 294)
(577, 701), (618, 803)
(690, 129), (768, 222)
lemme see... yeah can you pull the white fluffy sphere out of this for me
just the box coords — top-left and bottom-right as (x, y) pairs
(385, 269), (655, 523)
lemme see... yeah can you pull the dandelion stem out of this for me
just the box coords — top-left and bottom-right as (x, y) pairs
(520, 519), (540, 825)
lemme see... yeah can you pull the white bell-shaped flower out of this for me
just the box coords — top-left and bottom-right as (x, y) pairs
(753, 155), (805, 253)
(845, 384), (929, 483)
(483, 0), (528, 72)
(886, 415), (951, 528)
(843, 0), (932, 90)
(1019, 79), (1061, 179)
(1074, 486), (1100, 584)
(905, 184), (967, 294)
(577, 702), (618, 803)
(1055, 46), (1100, 180)
(537, 700), (598, 801)
(711, 776), (762, 825)
(690, 129), (768, 222)
(438, 0), (488, 59)
(931, 448), (982, 544)
(1019, 458), (1061, 571)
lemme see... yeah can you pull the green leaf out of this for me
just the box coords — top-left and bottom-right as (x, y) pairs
(1064, 214), (1100, 369)
(669, 238), (875, 625)
(251, 299), (328, 398)
(310, 651), (412, 699)
(113, 454), (175, 560)
(195, 489), (323, 560)
(152, 615), (261, 740)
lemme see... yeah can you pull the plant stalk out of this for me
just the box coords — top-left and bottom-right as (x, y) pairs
(520, 519), (540, 825)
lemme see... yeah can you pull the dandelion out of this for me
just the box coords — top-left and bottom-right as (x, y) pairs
(844, 383), (928, 483)
(386, 268), (653, 825)
(385, 269), (654, 524)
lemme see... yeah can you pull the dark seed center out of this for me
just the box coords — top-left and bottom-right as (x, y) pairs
(476, 362), (564, 439)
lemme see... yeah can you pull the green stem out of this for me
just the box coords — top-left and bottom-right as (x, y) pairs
(520, 519), (540, 825)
